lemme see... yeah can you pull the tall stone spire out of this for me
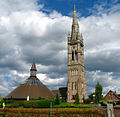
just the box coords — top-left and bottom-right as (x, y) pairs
(71, 4), (79, 40)
(67, 4), (86, 103)
(30, 59), (37, 76)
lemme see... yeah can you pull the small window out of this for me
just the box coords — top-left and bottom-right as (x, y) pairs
(75, 51), (78, 60)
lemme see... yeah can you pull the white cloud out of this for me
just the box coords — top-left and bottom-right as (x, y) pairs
(87, 70), (120, 96)
(0, 0), (43, 16)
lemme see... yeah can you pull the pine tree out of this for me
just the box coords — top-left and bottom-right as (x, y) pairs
(55, 93), (61, 105)
(95, 82), (103, 103)
(0, 94), (3, 107)
(75, 93), (80, 104)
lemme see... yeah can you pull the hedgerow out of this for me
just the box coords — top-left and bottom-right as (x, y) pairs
(6, 99), (55, 108)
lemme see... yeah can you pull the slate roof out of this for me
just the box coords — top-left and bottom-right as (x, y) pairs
(6, 83), (54, 99)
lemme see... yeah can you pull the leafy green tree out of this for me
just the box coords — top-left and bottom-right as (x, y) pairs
(55, 94), (61, 105)
(88, 93), (95, 101)
(0, 94), (3, 107)
(95, 82), (103, 103)
(75, 93), (80, 104)
(118, 94), (120, 97)
(38, 97), (42, 100)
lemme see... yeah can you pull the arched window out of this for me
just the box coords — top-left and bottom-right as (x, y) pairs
(72, 51), (74, 60)
(75, 50), (78, 60)
(72, 95), (75, 100)
(72, 82), (74, 90)
(75, 82), (77, 90)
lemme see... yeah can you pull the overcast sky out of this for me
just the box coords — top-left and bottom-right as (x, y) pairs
(0, 0), (120, 97)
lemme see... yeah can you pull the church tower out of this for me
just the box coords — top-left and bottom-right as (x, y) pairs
(67, 5), (86, 103)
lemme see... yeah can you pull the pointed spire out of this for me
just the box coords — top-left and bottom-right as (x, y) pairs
(80, 33), (84, 45)
(31, 59), (37, 71)
(74, 2), (76, 11)
(74, 0), (76, 12)
(71, 3), (79, 40)
(73, 4), (78, 25)
(68, 32), (71, 42)
(81, 33), (83, 39)
(30, 59), (37, 77)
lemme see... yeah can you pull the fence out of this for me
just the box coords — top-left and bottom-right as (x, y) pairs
(0, 108), (105, 117)
(114, 107), (120, 117)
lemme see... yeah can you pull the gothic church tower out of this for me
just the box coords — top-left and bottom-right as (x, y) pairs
(67, 5), (86, 103)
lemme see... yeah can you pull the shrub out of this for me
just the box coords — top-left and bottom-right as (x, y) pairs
(54, 102), (91, 108)
(23, 101), (37, 108)
(9, 101), (25, 108)
(6, 99), (55, 108)
(38, 99), (55, 108)
(0, 94), (3, 108)
(83, 98), (91, 104)
(55, 94), (61, 105)
(75, 93), (80, 104)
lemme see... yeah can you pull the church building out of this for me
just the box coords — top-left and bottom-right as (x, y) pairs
(67, 5), (86, 103)
(6, 60), (55, 99)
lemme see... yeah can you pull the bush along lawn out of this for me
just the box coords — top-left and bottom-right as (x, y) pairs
(53, 102), (92, 109)
(5, 100), (92, 109)
(5, 99), (55, 108)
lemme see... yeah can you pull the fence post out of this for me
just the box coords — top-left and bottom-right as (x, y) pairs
(107, 103), (115, 117)
(83, 111), (85, 117)
(56, 107), (58, 117)
(32, 108), (33, 117)
(114, 109), (116, 117)
(49, 102), (52, 117)
(11, 111), (12, 117)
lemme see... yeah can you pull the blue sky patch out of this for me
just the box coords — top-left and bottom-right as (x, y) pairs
(4, 74), (10, 82)
(38, 0), (120, 17)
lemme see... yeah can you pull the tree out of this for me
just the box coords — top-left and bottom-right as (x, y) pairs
(88, 92), (95, 101)
(118, 94), (120, 97)
(55, 94), (61, 105)
(75, 93), (80, 104)
(95, 82), (103, 103)
(0, 94), (3, 107)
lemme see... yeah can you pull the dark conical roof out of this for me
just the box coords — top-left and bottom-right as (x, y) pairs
(6, 83), (54, 99)
(6, 61), (55, 99)
(25, 76), (43, 85)
(6, 76), (55, 99)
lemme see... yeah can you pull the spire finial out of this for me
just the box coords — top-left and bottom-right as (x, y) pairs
(81, 33), (83, 38)
(31, 58), (37, 71)
(73, 1), (78, 25)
